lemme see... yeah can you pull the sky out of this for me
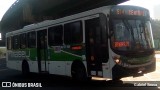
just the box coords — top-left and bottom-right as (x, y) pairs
(0, 0), (160, 21)
(0, 0), (16, 21)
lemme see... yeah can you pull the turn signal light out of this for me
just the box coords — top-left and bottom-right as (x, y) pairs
(113, 55), (121, 65)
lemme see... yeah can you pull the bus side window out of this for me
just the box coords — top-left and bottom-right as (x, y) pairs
(7, 37), (12, 50)
(48, 25), (63, 46)
(27, 31), (36, 48)
(64, 21), (83, 44)
(12, 35), (20, 49)
(20, 33), (26, 49)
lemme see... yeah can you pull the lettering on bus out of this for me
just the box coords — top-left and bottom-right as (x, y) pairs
(111, 6), (149, 17)
(128, 10), (144, 16)
(116, 9), (145, 16)
(53, 46), (61, 53)
(114, 41), (129, 47)
(8, 51), (30, 58)
(116, 9), (125, 15)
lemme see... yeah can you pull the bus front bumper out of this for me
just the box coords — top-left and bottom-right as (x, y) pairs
(112, 60), (156, 79)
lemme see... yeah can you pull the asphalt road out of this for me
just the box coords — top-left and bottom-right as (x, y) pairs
(0, 58), (159, 90)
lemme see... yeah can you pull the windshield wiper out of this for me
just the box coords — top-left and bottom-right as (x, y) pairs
(122, 20), (136, 45)
(135, 20), (142, 46)
(141, 21), (150, 48)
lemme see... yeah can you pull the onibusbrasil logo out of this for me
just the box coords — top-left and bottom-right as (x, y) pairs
(2, 82), (42, 87)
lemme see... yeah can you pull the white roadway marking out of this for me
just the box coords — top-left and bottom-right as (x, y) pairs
(155, 71), (160, 74)
(155, 54), (160, 58)
(0, 69), (7, 71)
(143, 74), (154, 81)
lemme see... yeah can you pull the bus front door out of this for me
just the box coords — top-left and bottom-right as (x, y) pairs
(85, 17), (108, 77)
(37, 30), (48, 73)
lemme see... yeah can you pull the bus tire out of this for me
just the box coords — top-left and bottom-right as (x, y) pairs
(22, 61), (30, 77)
(112, 65), (122, 80)
(71, 61), (87, 81)
(112, 76), (121, 81)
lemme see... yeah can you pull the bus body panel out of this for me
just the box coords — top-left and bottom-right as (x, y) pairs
(6, 5), (155, 80)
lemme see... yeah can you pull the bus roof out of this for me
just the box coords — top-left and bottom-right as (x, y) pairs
(6, 5), (149, 37)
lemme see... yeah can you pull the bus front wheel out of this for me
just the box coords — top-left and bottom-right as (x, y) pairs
(71, 61), (87, 81)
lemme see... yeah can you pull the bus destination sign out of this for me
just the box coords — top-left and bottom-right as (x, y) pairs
(117, 9), (145, 16)
(111, 6), (150, 17)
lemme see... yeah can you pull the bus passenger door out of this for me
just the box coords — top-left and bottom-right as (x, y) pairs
(37, 30), (48, 73)
(85, 17), (108, 77)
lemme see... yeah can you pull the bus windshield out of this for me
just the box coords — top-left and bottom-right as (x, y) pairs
(111, 19), (154, 51)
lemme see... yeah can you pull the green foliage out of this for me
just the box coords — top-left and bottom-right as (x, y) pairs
(0, 47), (6, 58)
(151, 19), (160, 39)
(151, 19), (160, 50)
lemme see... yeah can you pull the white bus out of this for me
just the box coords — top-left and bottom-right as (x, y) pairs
(6, 5), (155, 80)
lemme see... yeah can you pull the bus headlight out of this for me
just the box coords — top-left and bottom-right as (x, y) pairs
(113, 55), (122, 65)
(115, 59), (120, 63)
(113, 55), (130, 67)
